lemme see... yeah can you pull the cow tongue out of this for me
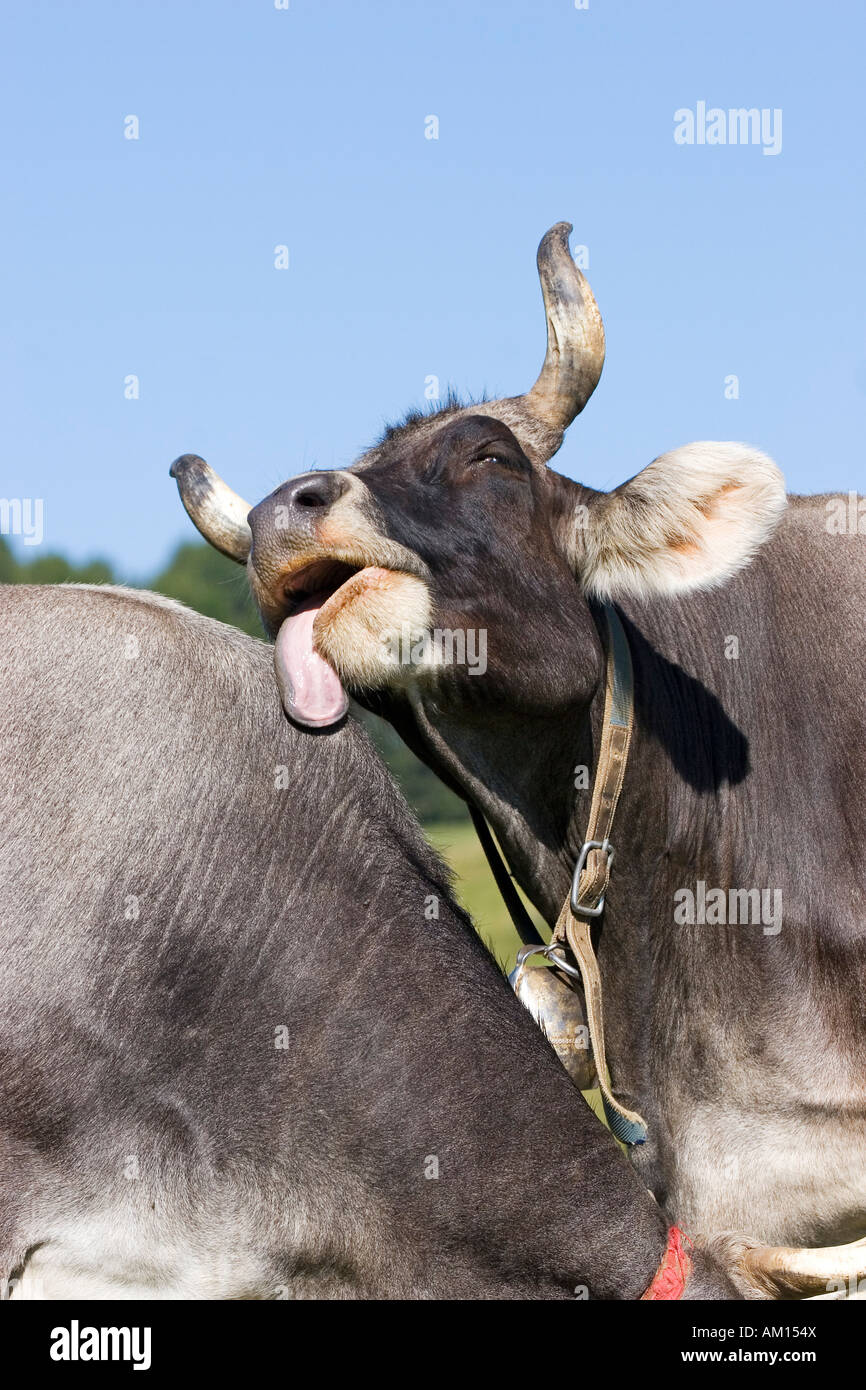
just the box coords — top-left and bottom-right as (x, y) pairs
(274, 593), (349, 728)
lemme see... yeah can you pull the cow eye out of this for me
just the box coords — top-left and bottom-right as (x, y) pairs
(471, 450), (528, 475)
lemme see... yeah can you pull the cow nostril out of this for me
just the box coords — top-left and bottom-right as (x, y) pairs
(284, 472), (348, 512)
(295, 488), (329, 508)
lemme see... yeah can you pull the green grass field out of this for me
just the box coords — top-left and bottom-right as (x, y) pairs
(424, 817), (545, 971)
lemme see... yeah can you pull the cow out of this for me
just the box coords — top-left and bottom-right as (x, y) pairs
(170, 222), (866, 1260)
(5, 580), (820, 1300)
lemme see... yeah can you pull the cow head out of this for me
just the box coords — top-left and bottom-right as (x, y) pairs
(172, 222), (786, 861)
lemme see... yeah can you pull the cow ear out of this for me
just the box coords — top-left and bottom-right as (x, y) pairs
(575, 442), (787, 600)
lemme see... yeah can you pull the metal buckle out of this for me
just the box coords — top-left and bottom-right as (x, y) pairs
(515, 941), (583, 982)
(570, 839), (615, 918)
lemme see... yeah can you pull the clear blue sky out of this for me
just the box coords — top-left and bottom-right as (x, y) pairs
(2, 0), (864, 577)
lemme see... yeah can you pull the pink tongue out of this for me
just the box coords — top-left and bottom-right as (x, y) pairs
(274, 593), (349, 729)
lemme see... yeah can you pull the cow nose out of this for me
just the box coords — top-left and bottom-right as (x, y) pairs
(281, 471), (348, 512)
(249, 471), (351, 549)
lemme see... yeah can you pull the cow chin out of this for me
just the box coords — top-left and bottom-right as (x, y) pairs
(312, 569), (434, 693)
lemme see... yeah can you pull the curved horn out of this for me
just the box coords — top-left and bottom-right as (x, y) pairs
(523, 222), (605, 433)
(741, 1235), (866, 1299)
(170, 454), (252, 564)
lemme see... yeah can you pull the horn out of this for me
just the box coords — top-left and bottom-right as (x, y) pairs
(522, 222), (606, 434)
(741, 1235), (866, 1299)
(170, 454), (252, 564)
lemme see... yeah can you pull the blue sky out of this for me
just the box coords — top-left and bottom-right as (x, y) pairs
(2, 0), (864, 576)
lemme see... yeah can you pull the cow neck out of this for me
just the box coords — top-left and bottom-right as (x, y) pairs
(470, 603), (649, 1146)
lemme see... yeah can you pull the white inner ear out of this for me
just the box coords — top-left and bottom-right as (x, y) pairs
(578, 442), (787, 601)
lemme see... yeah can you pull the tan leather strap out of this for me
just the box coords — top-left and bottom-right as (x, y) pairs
(553, 605), (648, 1145)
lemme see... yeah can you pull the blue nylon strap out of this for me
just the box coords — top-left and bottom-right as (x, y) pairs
(602, 1094), (648, 1146)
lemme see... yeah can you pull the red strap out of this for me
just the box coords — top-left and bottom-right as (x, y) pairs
(640, 1226), (693, 1300)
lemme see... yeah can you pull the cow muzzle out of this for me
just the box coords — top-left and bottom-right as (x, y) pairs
(171, 455), (434, 729)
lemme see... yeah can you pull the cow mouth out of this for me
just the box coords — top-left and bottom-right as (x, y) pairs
(281, 558), (402, 625)
(274, 558), (398, 730)
(281, 559), (366, 619)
